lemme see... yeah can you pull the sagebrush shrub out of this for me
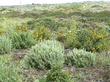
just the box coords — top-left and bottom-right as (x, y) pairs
(23, 40), (64, 69)
(11, 31), (36, 49)
(0, 36), (12, 54)
(65, 49), (96, 67)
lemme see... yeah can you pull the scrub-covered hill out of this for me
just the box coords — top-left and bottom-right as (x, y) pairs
(0, 1), (110, 82)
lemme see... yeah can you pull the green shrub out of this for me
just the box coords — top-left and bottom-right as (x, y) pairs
(23, 40), (64, 69)
(11, 31), (36, 49)
(55, 29), (74, 49)
(0, 55), (12, 64)
(65, 49), (96, 67)
(0, 55), (22, 82)
(33, 26), (52, 41)
(0, 36), (12, 54)
(64, 30), (78, 49)
(76, 29), (93, 51)
(46, 67), (73, 82)
(58, 27), (110, 52)
(0, 64), (22, 82)
(77, 28), (110, 52)
(57, 20), (78, 49)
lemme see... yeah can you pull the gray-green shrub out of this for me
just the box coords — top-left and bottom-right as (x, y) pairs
(23, 40), (64, 69)
(65, 49), (96, 67)
(0, 36), (12, 54)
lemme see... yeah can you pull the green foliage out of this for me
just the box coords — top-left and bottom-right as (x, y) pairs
(0, 3), (110, 82)
(77, 28), (110, 52)
(46, 67), (73, 82)
(0, 36), (12, 55)
(57, 20), (78, 49)
(37, 18), (59, 31)
(58, 27), (110, 52)
(0, 66), (22, 82)
(0, 55), (12, 66)
(27, 17), (61, 30)
(65, 49), (96, 67)
(64, 29), (78, 49)
(23, 40), (64, 69)
(33, 26), (52, 41)
(0, 55), (22, 82)
(11, 31), (36, 49)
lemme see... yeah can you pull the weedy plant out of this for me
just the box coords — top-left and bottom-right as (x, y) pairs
(23, 40), (64, 69)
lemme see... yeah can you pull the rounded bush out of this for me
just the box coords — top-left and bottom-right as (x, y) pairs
(23, 40), (64, 69)
(0, 36), (12, 55)
(65, 49), (96, 67)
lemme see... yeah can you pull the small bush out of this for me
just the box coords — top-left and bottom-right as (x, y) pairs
(33, 26), (52, 41)
(11, 31), (36, 49)
(0, 36), (12, 55)
(23, 40), (64, 69)
(46, 67), (73, 82)
(65, 49), (96, 67)
(0, 55), (22, 82)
